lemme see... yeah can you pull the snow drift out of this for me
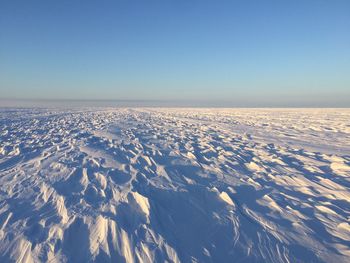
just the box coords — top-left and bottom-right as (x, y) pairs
(0, 108), (349, 262)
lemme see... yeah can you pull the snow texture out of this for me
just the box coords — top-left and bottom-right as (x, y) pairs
(0, 108), (349, 262)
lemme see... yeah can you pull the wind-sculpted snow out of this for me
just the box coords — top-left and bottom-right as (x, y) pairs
(0, 108), (350, 263)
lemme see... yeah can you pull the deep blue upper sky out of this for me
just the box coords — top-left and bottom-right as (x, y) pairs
(1, 0), (349, 106)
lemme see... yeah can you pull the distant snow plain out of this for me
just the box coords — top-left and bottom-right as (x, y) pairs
(0, 108), (349, 263)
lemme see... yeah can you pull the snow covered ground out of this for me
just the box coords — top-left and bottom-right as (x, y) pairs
(0, 108), (349, 263)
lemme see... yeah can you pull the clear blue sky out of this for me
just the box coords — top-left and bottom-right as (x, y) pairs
(1, 0), (349, 106)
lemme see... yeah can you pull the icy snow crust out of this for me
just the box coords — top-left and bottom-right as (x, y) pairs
(0, 108), (349, 263)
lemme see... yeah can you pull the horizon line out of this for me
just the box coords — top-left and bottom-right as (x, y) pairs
(0, 98), (349, 108)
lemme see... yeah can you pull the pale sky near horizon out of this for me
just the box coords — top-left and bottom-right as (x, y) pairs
(0, 0), (349, 106)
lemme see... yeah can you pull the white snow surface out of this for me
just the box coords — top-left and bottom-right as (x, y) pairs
(0, 108), (350, 263)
